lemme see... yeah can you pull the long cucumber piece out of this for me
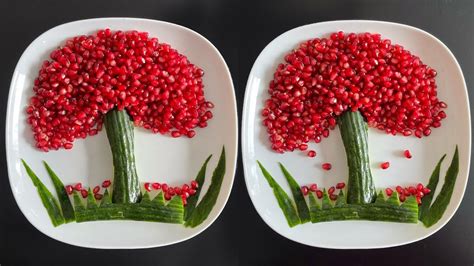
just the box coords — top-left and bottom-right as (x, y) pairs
(104, 109), (141, 204)
(43, 161), (75, 223)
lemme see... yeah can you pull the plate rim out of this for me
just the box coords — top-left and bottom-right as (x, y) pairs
(6, 17), (239, 249)
(241, 19), (471, 249)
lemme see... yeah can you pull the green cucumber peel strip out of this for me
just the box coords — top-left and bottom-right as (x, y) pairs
(185, 147), (226, 228)
(21, 160), (65, 227)
(43, 161), (75, 223)
(418, 154), (446, 220)
(184, 154), (212, 221)
(421, 146), (459, 227)
(257, 161), (300, 227)
(278, 163), (310, 223)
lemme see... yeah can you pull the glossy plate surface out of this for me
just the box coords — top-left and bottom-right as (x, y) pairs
(7, 18), (238, 248)
(242, 20), (470, 249)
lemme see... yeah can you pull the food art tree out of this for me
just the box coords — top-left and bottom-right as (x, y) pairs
(23, 29), (226, 228)
(258, 32), (458, 227)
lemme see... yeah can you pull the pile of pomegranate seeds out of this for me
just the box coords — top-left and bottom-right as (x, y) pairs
(144, 180), (199, 205)
(386, 183), (431, 204)
(262, 31), (446, 154)
(28, 29), (213, 151)
(301, 181), (346, 201)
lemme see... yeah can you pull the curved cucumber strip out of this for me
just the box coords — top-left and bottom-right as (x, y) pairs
(43, 161), (75, 223)
(279, 163), (310, 223)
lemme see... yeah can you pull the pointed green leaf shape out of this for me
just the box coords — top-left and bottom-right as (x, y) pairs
(335, 190), (346, 207)
(422, 146), (459, 227)
(73, 191), (85, 211)
(321, 189), (332, 209)
(185, 147), (226, 228)
(419, 154), (446, 220)
(375, 190), (385, 204)
(255, 161), (300, 227)
(184, 154), (212, 221)
(21, 160), (65, 227)
(153, 192), (165, 206)
(43, 161), (75, 223)
(87, 188), (98, 209)
(278, 163), (310, 223)
(100, 189), (112, 207)
(140, 191), (152, 205)
(167, 195), (184, 208)
(386, 191), (401, 205)
(308, 192), (320, 222)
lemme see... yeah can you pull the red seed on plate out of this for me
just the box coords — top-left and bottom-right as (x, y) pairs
(94, 193), (103, 200)
(329, 194), (338, 201)
(416, 196), (422, 205)
(404, 149), (412, 159)
(380, 162), (390, 169)
(93, 185), (100, 194)
(322, 163), (332, 171)
(164, 193), (172, 201)
(396, 186), (403, 194)
(161, 183), (169, 192)
(328, 186), (335, 195)
(385, 188), (393, 196)
(102, 179), (111, 188)
(188, 188), (196, 195)
(336, 182), (345, 189)
(182, 184), (190, 192)
(152, 182), (161, 190)
(416, 183), (424, 191)
(65, 185), (73, 195)
(144, 182), (151, 192)
(181, 195), (187, 206)
(301, 186), (309, 196)
(174, 187), (182, 195)
(307, 150), (316, 157)
(416, 191), (424, 198)
(423, 187), (431, 194)
(309, 184), (318, 192)
(74, 183), (83, 191)
(316, 190), (323, 199)
(299, 144), (308, 151)
(80, 189), (88, 198)
(168, 187), (176, 196)
(408, 186), (417, 195)
(191, 180), (199, 189)
(399, 194), (406, 202)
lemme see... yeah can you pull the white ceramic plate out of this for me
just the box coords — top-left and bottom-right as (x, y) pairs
(242, 20), (470, 249)
(6, 18), (237, 248)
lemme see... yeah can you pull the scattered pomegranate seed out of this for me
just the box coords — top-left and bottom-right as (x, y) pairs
(399, 194), (406, 202)
(174, 187), (182, 195)
(299, 144), (308, 151)
(322, 163), (332, 171)
(27, 29), (213, 151)
(416, 183), (424, 191)
(329, 194), (338, 201)
(307, 150), (316, 157)
(262, 32), (446, 154)
(164, 193), (172, 201)
(380, 162), (390, 169)
(191, 180), (199, 189)
(94, 193), (103, 200)
(65, 185), (73, 195)
(385, 188), (393, 196)
(144, 182), (151, 192)
(396, 186), (403, 194)
(423, 187), (431, 194)
(416, 191), (424, 198)
(182, 184), (190, 192)
(102, 180), (111, 188)
(80, 189), (88, 198)
(93, 185), (100, 194)
(188, 188), (197, 195)
(309, 184), (318, 192)
(408, 186), (417, 195)
(404, 150), (412, 159)
(74, 183), (82, 191)
(301, 186), (309, 196)
(316, 190), (323, 199)
(328, 186), (335, 195)
(181, 195), (187, 206)
(416, 197), (422, 205)
(168, 187), (176, 196)
(152, 182), (161, 190)
(336, 182), (345, 189)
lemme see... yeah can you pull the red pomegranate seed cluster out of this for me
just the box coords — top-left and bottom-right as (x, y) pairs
(262, 31), (446, 154)
(66, 179), (112, 199)
(27, 29), (213, 151)
(301, 181), (346, 201)
(144, 180), (199, 205)
(386, 183), (430, 204)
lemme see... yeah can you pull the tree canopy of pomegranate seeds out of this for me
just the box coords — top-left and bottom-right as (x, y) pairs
(27, 29), (213, 151)
(262, 32), (447, 153)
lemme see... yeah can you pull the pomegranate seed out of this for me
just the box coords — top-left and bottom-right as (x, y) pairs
(65, 185), (74, 195)
(336, 182), (345, 189)
(191, 180), (199, 189)
(416, 183), (424, 191)
(168, 187), (175, 196)
(174, 187), (182, 195)
(301, 186), (309, 196)
(164, 193), (172, 201)
(404, 149), (412, 159)
(416, 191), (424, 198)
(80, 189), (88, 198)
(385, 188), (393, 196)
(188, 188), (196, 195)
(152, 182), (161, 190)
(162, 184), (169, 192)
(299, 144), (308, 151)
(309, 184), (318, 192)
(307, 150), (316, 157)
(329, 194), (338, 201)
(380, 162), (390, 169)
(322, 163), (332, 171)
(416, 197), (422, 205)
(408, 186), (417, 195)
(182, 184), (190, 191)
(316, 190), (323, 199)
(328, 186), (335, 195)
(399, 194), (406, 202)
(423, 187), (431, 194)
(94, 193), (103, 200)
(181, 195), (187, 206)
(102, 180), (111, 188)
(396, 186), (403, 194)
(144, 182), (151, 192)
(93, 185), (100, 194)
(74, 183), (82, 191)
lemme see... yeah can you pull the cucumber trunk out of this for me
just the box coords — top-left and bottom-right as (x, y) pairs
(337, 111), (376, 204)
(104, 109), (142, 204)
